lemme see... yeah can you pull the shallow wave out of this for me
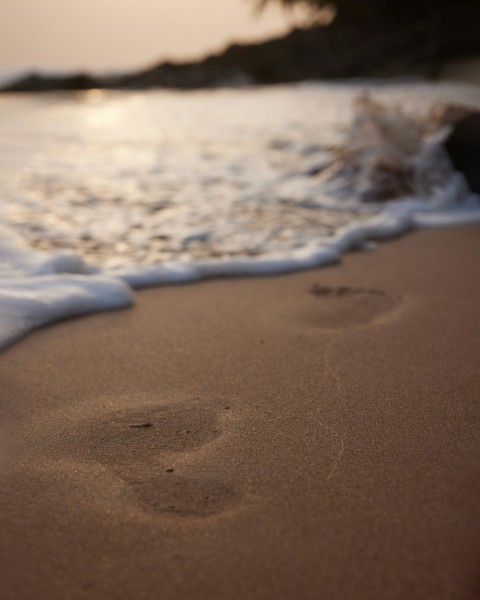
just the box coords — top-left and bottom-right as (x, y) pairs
(0, 82), (479, 349)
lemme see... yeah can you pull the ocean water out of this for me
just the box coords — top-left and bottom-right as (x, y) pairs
(1, 81), (480, 349)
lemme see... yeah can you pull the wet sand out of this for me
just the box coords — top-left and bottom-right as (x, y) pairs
(0, 226), (479, 600)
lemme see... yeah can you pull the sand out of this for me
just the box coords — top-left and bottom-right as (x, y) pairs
(0, 226), (479, 600)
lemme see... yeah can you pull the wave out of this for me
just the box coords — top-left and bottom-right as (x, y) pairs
(0, 86), (479, 350)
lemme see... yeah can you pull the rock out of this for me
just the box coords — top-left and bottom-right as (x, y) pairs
(445, 113), (480, 194)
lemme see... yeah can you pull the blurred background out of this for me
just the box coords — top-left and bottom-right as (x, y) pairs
(0, 0), (305, 86)
(1, 0), (479, 90)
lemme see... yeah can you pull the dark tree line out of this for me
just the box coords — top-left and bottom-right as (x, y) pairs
(254, 0), (478, 27)
(253, 0), (480, 70)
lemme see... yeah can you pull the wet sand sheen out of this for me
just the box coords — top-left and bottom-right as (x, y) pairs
(0, 226), (479, 599)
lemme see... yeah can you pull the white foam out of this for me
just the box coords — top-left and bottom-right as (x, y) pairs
(0, 228), (133, 350)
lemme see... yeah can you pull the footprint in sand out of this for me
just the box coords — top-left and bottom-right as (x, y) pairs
(305, 285), (402, 329)
(84, 403), (223, 463)
(44, 400), (238, 518)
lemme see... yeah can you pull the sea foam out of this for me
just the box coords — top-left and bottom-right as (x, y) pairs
(0, 227), (133, 350)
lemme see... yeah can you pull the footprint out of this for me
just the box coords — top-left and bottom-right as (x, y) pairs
(303, 285), (401, 329)
(79, 403), (223, 466)
(38, 399), (238, 518)
(310, 285), (386, 299)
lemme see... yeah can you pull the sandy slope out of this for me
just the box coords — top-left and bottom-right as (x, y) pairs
(0, 226), (479, 600)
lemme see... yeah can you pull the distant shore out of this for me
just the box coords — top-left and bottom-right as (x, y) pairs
(3, 16), (480, 93)
(1, 225), (479, 599)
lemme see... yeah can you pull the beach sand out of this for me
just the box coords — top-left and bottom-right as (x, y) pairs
(0, 226), (479, 600)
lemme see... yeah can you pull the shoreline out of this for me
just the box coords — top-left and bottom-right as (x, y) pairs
(1, 226), (479, 599)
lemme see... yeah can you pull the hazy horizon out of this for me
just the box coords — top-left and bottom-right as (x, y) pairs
(0, 0), (305, 74)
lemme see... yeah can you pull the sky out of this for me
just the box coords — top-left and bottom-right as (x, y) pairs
(0, 0), (303, 73)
